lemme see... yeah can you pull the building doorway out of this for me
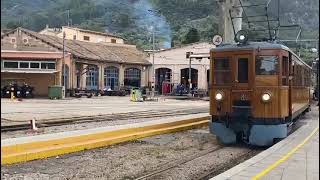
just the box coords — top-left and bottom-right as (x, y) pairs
(180, 68), (198, 90)
(155, 68), (172, 93)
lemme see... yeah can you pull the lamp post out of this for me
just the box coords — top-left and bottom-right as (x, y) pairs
(152, 27), (155, 97)
(189, 55), (192, 96)
(62, 31), (66, 88)
(147, 9), (161, 97)
(186, 52), (193, 96)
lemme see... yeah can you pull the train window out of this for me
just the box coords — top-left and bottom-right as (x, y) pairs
(238, 58), (248, 83)
(255, 56), (278, 75)
(214, 58), (231, 85)
(282, 56), (289, 86)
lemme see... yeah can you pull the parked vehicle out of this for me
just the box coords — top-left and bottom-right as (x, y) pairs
(101, 87), (126, 96)
(1, 83), (22, 98)
(72, 88), (93, 98)
(21, 83), (34, 98)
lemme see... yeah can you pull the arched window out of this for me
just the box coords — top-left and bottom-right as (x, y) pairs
(124, 68), (141, 87)
(104, 66), (119, 90)
(86, 65), (99, 90)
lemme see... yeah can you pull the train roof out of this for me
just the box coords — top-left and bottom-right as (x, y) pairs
(211, 41), (312, 69)
(211, 41), (290, 52)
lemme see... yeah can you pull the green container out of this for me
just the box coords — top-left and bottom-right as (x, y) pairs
(48, 85), (65, 99)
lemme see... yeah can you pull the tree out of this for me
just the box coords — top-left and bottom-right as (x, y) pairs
(183, 28), (200, 44)
(6, 21), (21, 29)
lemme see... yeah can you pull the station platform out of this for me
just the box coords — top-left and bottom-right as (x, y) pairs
(1, 113), (209, 165)
(212, 107), (319, 180)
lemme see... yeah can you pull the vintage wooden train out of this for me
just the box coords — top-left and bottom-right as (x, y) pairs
(209, 32), (312, 146)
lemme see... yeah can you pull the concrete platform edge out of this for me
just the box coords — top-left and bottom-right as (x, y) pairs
(211, 121), (319, 180)
(1, 115), (210, 165)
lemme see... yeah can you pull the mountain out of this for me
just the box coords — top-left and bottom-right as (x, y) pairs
(1, 0), (319, 50)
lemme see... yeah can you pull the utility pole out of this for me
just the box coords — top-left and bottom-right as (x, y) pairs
(316, 39), (319, 106)
(67, 10), (70, 27)
(218, 0), (243, 43)
(62, 31), (66, 88)
(188, 56), (192, 96)
(152, 27), (155, 97)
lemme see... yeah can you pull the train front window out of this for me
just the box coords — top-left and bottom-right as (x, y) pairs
(214, 58), (231, 85)
(255, 56), (278, 75)
(238, 58), (248, 83)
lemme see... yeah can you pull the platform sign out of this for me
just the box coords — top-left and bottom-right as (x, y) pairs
(213, 35), (223, 46)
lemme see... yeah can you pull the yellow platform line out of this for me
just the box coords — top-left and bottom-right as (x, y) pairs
(1, 116), (210, 165)
(251, 126), (319, 180)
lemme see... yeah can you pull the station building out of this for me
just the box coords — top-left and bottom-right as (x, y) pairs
(1, 27), (151, 97)
(147, 42), (215, 94)
(39, 25), (125, 44)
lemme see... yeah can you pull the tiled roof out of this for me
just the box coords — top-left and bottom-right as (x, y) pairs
(63, 26), (123, 39)
(2, 28), (150, 65)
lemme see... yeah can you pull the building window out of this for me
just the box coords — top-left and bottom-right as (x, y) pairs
(104, 66), (119, 90)
(2, 61), (56, 70)
(111, 39), (117, 43)
(73, 35), (76, 40)
(30, 62), (40, 69)
(19, 62), (30, 68)
(41, 62), (56, 69)
(83, 36), (90, 41)
(3, 61), (18, 68)
(124, 68), (141, 87)
(86, 65), (99, 90)
(255, 56), (278, 75)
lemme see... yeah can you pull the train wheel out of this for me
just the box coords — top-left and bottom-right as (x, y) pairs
(273, 138), (282, 144)
(307, 106), (311, 112)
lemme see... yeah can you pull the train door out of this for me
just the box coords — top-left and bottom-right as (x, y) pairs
(234, 55), (253, 89)
(232, 54), (253, 109)
(288, 53), (293, 118)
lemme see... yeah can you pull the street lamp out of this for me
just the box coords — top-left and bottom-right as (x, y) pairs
(147, 9), (159, 97)
(152, 26), (155, 97)
(62, 31), (66, 87)
(186, 52), (193, 96)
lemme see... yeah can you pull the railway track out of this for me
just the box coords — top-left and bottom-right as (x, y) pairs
(134, 146), (225, 180)
(134, 145), (258, 180)
(195, 150), (259, 180)
(1, 108), (208, 132)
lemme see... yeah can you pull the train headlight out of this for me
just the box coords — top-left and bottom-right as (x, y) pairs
(215, 91), (223, 101)
(26, 91), (29, 94)
(235, 30), (249, 44)
(11, 88), (14, 91)
(17, 91), (20, 94)
(6, 91), (9, 94)
(261, 93), (271, 103)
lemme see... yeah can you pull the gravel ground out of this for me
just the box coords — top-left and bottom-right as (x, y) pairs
(1, 127), (260, 180)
